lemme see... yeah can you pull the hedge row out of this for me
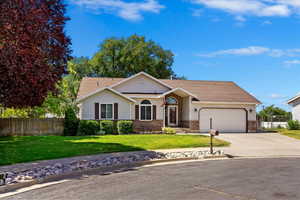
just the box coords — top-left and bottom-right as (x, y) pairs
(64, 113), (133, 136)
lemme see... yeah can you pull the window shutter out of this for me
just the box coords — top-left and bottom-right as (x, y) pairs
(114, 103), (118, 120)
(135, 105), (139, 120)
(152, 105), (156, 120)
(95, 103), (99, 120)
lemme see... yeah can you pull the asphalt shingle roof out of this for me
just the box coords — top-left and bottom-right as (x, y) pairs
(77, 77), (261, 104)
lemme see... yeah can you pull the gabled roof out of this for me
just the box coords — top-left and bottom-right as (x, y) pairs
(158, 88), (199, 100)
(77, 73), (261, 104)
(287, 94), (300, 104)
(161, 79), (261, 104)
(110, 72), (173, 90)
(76, 87), (136, 103)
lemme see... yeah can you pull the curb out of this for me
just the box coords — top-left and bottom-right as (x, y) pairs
(0, 155), (228, 194)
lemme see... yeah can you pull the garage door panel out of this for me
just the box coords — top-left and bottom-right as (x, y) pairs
(200, 109), (246, 133)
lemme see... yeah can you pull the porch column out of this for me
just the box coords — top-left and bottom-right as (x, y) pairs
(189, 96), (192, 128)
(163, 105), (166, 127)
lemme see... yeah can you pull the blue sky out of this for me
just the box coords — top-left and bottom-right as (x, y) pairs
(65, 0), (300, 111)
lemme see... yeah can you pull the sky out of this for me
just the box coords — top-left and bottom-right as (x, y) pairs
(65, 0), (300, 111)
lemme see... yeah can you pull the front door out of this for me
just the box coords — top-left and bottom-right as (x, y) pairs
(168, 106), (178, 126)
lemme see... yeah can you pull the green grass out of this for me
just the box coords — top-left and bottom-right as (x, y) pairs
(0, 135), (229, 166)
(275, 129), (300, 140)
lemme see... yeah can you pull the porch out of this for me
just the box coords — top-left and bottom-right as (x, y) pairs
(161, 89), (198, 129)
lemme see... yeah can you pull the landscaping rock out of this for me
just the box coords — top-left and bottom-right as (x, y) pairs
(1, 150), (224, 186)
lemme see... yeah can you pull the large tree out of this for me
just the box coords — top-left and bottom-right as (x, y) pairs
(258, 105), (292, 122)
(0, 0), (71, 108)
(91, 35), (175, 79)
(0, 59), (82, 118)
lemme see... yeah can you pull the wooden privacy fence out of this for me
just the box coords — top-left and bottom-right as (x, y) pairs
(0, 118), (64, 136)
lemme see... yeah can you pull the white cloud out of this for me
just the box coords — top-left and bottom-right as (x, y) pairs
(284, 60), (300, 65)
(235, 16), (246, 22)
(71, 0), (164, 21)
(192, 9), (203, 16)
(190, 0), (300, 20)
(197, 46), (270, 57)
(211, 17), (221, 22)
(270, 93), (287, 99)
(197, 46), (300, 57)
(262, 20), (273, 25)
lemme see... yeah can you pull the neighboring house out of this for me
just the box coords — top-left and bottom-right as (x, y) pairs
(76, 72), (261, 133)
(287, 94), (300, 121)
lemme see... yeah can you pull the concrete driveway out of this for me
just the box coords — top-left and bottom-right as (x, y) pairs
(217, 132), (300, 157)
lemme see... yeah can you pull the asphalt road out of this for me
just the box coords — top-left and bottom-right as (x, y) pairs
(3, 158), (300, 200)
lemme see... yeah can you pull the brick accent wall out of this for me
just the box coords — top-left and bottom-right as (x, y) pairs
(248, 120), (257, 132)
(133, 120), (163, 132)
(181, 120), (190, 128)
(179, 120), (200, 130)
(190, 120), (199, 130)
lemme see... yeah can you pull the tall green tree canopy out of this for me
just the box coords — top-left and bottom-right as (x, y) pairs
(258, 105), (292, 122)
(91, 35), (175, 79)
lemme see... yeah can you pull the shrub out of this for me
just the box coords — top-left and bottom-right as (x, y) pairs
(63, 107), (79, 136)
(162, 127), (176, 135)
(277, 125), (282, 129)
(287, 120), (300, 130)
(100, 120), (114, 134)
(77, 120), (100, 135)
(117, 121), (133, 134)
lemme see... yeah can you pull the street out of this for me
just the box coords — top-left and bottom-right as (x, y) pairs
(3, 157), (300, 200)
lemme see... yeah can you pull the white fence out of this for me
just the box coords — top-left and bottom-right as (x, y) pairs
(261, 122), (288, 129)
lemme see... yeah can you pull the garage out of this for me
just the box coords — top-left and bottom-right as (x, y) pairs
(199, 108), (247, 133)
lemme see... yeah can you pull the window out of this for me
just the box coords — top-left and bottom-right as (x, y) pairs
(166, 97), (177, 104)
(101, 104), (113, 119)
(140, 100), (152, 121)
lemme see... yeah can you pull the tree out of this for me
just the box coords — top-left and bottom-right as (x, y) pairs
(35, 59), (83, 117)
(69, 57), (95, 79)
(91, 35), (175, 79)
(258, 105), (292, 122)
(0, 0), (71, 108)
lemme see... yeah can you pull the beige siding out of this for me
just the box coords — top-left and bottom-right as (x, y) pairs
(134, 98), (164, 120)
(191, 103), (257, 121)
(181, 96), (190, 121)
(113, 74), (169, 94)
(80, 90), (133, 120)
(291, 99), (300, 121)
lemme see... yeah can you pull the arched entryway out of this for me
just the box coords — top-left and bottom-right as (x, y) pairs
(165, 96), (179, 127)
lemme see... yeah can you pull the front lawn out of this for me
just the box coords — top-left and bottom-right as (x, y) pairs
(0, 135), (229, 166)
(275, 129), (300, 140)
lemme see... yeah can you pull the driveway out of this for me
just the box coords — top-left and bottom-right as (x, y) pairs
(217, 132), (300, 157)
(3, 158), (300, 200)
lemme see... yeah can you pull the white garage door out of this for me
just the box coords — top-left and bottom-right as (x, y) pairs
(199, 108), (247, 133)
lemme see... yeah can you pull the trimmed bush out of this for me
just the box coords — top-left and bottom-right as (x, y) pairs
(287, 120), (300, 130)
(77, 120), (100, 135)
(63, 107), (79, 136)
(100, 120), (114, 134)
(117, 121), (133, 134)
(162, 127), (176, 135)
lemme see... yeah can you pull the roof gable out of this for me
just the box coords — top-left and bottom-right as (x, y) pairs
(112, 73), (171, 94)
(77, 87), (136, 103)
(288, 95), (300, 105)
(77, 73), (261, 104)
